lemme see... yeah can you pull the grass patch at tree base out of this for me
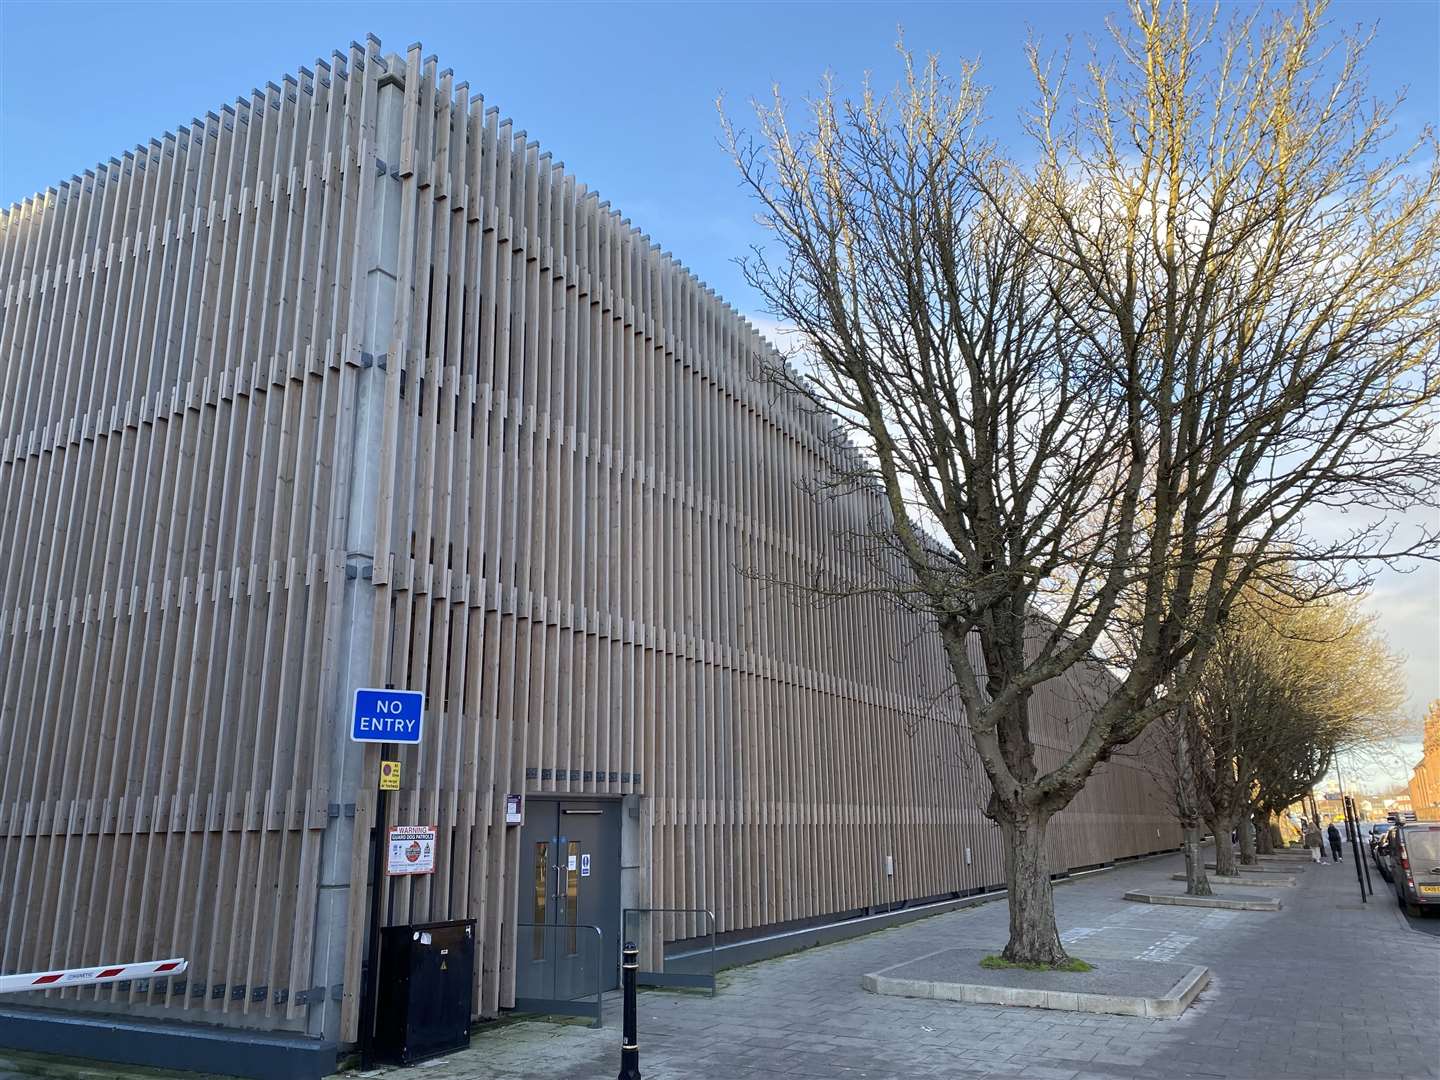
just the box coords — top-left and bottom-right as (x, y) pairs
(979, 954), (1094, 973)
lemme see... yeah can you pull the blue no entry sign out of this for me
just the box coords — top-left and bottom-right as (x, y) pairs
(351, 688), (424, 743)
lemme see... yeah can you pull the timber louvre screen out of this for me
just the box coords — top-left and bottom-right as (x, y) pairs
(0, 36), (1180, 1044)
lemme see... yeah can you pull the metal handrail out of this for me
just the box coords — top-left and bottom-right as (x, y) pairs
(622, 907), (717, 997)
(513, 922), (604, 1028)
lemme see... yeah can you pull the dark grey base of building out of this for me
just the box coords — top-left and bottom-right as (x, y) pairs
(0, 1006), (335, 1080)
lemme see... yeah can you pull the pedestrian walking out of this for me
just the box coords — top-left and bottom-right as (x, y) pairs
(1327, 821), (1343, 862)
(1305, 819), (1326, 864)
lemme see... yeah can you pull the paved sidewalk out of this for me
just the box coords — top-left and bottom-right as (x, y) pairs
(348, 851), (1440, 1080)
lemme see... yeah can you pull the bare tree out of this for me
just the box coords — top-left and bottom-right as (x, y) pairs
(724, 0), (1440, 964)
(1187, 629), (1272, 877)
(1250, 730), (1333, 855)
(1151, 699), (1214, 895)
(1186, 591), (1404, 873)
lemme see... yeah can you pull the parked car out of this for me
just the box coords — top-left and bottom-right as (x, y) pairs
(1387, 822), (1440, 916)
(1368, 821), (1394, 866)
(1374, 832), (1395, 882)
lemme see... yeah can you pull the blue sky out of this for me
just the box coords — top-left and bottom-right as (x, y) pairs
(6, 0), (1435, 302)
(1, 0), (1437, 786)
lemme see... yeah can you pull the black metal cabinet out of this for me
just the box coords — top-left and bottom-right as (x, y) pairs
(372, 919), (475, 1065)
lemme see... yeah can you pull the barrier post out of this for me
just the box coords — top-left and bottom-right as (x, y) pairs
(618, 942), (641, 1080)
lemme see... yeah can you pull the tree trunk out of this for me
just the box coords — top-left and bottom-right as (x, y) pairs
(1254, 809), (1274, 855)
(999, 814), (1069, 966)
(1212, 817), (1238, 877)
(1238, 814), (1257, 865)
(1172, 719), (1211, 895)
(1182, 824), (1213, 896)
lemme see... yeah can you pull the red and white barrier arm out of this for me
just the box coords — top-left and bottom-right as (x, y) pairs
(0, 958), (187, 995)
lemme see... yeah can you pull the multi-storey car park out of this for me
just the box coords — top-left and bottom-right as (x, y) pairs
(0, 36), (1178, 1077)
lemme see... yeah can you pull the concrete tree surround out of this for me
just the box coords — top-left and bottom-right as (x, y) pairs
(1172, 873), (1296, 887)
(862, 947), (1210, 1018)
(1124, 889), (1282, 911)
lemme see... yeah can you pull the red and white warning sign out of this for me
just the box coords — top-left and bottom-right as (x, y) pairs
(386, 824), (437, 876)
(0, 957), (187, 995)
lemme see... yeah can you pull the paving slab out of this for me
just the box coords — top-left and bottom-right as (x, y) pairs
(861, 946), (1209, 1018)
(1124, 889), (1282, 911)
(1174, 873), (1295, 887)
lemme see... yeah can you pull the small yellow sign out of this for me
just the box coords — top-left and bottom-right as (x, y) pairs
(379, 760), (401, 791)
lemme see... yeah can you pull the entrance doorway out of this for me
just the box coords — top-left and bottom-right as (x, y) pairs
(515, 799), (621, 1010)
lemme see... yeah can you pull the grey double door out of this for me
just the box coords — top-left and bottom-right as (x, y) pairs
(516, 799), (621, 1003)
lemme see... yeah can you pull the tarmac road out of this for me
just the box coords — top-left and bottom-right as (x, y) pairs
(1402, 907), (1440, 936)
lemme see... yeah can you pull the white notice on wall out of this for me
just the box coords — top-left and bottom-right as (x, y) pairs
(567, 854), (578, 872)
(387, 825), (437, 876)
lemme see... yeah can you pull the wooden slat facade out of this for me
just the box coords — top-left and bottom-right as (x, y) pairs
(0, 38), (1179, 1043)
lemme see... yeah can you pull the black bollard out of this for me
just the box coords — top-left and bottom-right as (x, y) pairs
(617, 941), (641, 1080)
